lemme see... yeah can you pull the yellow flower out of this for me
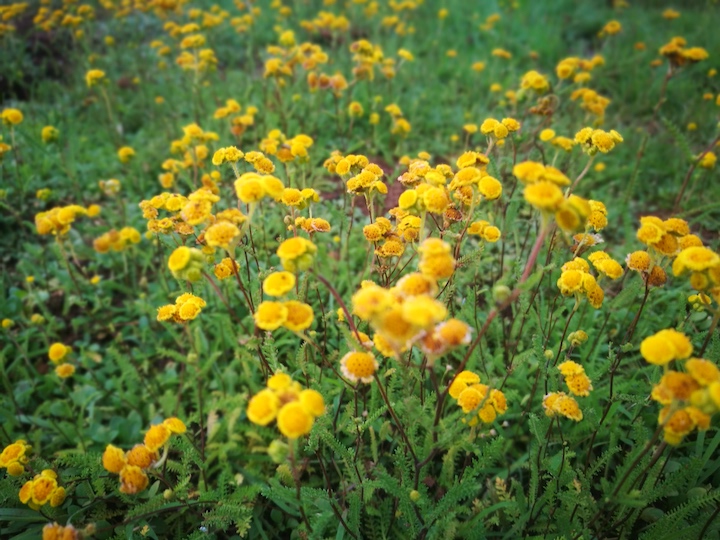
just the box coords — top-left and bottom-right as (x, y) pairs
(204, 221), (240, 250)
(102, 444), (128, 474)
(299, 389), (325, 417)
(277, 402), (314, 439)
(117, 146), (135, 163)
(126, 444), (157, 469)
(524, 181), (564, 212)
(448, 370), (481, 398)
(55, 364), (75, 378)
(673, 247), (720, 277)
(41, 126), (59, 143)
(247, 389), (280, 426)
(48, 342), (70, 364)
(119, 465), (149, 494)
(0, 440), (31, 476)
(254, 301), (289, 331)
(276, 237), (317, 272)
(686, 358), (720, 386)
(340, 351), (379, 383)
(282, 301), (314, 331)
(401, 295), (447, 328)
(144, 424), (171, 452)
(542, 392), (583, 421)
(263, 271), (296, 297)
(163, 417), (187, 434)
(85, 69), (106, 87)
(1, 108), (24, 126)
(539, 129), (555, 141)
(640, 329), (693, 365)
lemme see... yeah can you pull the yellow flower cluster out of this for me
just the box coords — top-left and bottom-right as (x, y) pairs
(276, 236), (317, 273)
(1, 108), (23, 126)
(448, 370), (508, 425)
(102, 417), (186, 494)
(659, 36), (709, 67)
(558, 360), (593, 396)
(93, 227), (141, 253)
(260, 131), (314, 163)
(0, 439), (32, 476)
(543, 392), (583, 421)
(641, 330), (718, 445)
(556, 257), (612, 309)
(514, 161), (601, 233)
(348, 240), (471, 360)
(166, 246), (205, 281)
(35, 205), (90, 236)
(42, 523), (79, 540)
(157, 293), (206, 323)
(673, 246), (720, 301)
(479, 117), (521, 140)
(555, 55), (604, 82)
(254, 300), (314, 332)
(48, 342), (75, 379)
(246, 373), (325, 439)
(210, 252), (237, 278)
(19, 469), (66, 510)
(636, 216), (701, 260)
(570, 89), (612, 119)
(574, 127), (623, 155)
(520, 70), (550, 94)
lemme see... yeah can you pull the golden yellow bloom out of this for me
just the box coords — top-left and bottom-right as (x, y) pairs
(144, 424), (171, 452)
(254, 301), (289, 331)
(48, 342), (70, 364)
(102, 444), (128, 474)
(55, 364), (75, 378)
(282, 301), (314, 331)
(0, 440), (31, 476)
(1, 108), (24, 125)
(247, 389), (280, 426)
(543, 392), (583, 421)
(299, 389), (325, 417)
(640, 329), (693, 365)
(117, 146), (135, 163)
(119, 465), (149, 494)
(41, 125), (59, 143)
(204, 221), (240, 250)
(263, 271), (296, 297)
(340, 351), (378, 383)
(126, 444), (157, 469)
(524, 181), (564, 212)
(277, 402), (314, 439)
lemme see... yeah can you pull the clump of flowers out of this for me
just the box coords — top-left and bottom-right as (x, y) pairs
(167, 246), (205, 281)
(34, 205), (89, 236)
(102, 417), (186, 494)
(558, 360), (593, 396)
(42, 523), (79, 540)
(93, 227), (141, 253)
(48, 342), (76, 379)
(157, 293), (207, 323)
(19, 469), (66, 510)
(659, 36), (709, 67)
(556, 257), (616, 309)
(543, 392), (583, 421)
(448, 370), (508, 425)
(246, 373), (325, 439)
(642, 329), (718, 444)
(0, 439), (32, 476)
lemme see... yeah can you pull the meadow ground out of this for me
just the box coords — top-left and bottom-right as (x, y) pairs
(1, 0), (720, 538)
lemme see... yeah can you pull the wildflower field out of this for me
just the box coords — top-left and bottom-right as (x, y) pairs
(2, 0), (720, 538)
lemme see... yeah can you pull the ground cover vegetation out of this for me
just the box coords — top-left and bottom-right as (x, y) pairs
(1, 0), (720, 538)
